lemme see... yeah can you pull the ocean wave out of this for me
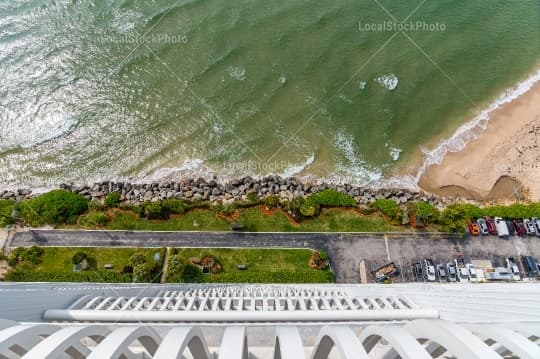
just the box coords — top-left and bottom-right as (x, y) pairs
(279, 154), (315, 178)
(413, 67), (540, 183)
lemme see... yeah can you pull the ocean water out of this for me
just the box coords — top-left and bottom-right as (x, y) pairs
(0, 0), (539, 189)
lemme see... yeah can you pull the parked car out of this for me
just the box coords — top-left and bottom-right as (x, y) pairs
(468, 221), (480, 236)
(446, 263), (457, 282)
(531, 217), (540, 236)
(423, 259), (436, 281)
(466, 263), (478, 282)
(524, 219), (536, 235)
(522, 256), (539, 278)
(484, 216), (498, 235)
(371, 262), (400, 283)
(494, 217), (509, 237)
(436, 264), (447, 281)
(412, 262), (423, 282)
(476, 218), (489, 235)
(505, 257), (521, 281)
(505, 220), (516, 236)
(512, 219), (527, 236)
(454, 258), (469, 282)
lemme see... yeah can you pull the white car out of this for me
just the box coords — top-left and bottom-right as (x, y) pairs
(505, 257), (521, 281)
(531, 217), (540, 237)
(424, 259), (436, 282)
(454, 259), (469, 282)
(494, 217), (509, 237)
(446, 263), (457, 282)
(524, 219), (536, 235)
(466, 263), (478, 282)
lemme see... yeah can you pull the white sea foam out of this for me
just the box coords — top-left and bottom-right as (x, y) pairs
(375, 74), (398, 91)
(279, 154), (315, 178)
(413, 67), (540, 184)
(228, 66), (246, 81)
(330, 129), (383, 186)
(141, 159), (211, 182)
(385, 141), (402, 161)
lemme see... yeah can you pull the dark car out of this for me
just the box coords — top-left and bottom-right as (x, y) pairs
(512, 220), (527, 236)
(484, 216), (498, 235)
(412, 262), (423, 282)
(522, 256), (539, 277)
(505, 220), (516, 236)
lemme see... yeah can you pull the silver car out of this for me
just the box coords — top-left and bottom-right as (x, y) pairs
(476, 218), (489, 235)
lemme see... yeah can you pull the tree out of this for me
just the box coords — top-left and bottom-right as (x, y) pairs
(72, 252), (88, 265)
(182, 264), (204, 283)
(133, 263), (154, 282)
(17, 190), (89, 226)
(168, 255), (183, 274)
(129, 252), (147, 266)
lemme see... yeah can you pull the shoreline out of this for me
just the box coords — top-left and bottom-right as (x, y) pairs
(419, 75), (540, 202)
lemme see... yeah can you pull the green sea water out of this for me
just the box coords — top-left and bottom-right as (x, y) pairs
(0, 0), (539, 188)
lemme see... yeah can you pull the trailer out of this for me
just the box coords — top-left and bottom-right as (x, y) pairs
(371, 262), (400, 283)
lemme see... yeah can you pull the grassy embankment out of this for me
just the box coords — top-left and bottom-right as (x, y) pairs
(3, 247), (333, 284)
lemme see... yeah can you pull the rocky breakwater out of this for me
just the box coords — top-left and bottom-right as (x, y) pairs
(1, 176), (446, 207)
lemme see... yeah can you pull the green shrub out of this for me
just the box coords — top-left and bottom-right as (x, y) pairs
(129, 252), (147, 266)
(17, 190), (89, 226)
(308, 189), (357, 207)
(216, 203), (237, 216)
(408, 202), (440, 224)
(245, 192), (259, 204)
(162, 199), (188, 214)
(372, 199), (402, 222)
(133, 263), (155, 282)
(299, 198), (320, 217)
(78, 211), (109, 227)
(104, 192), (121, 207)
(0, 200), (15, 227)
(72, 252), (87, 265)
(182, 264), (204, 283)
(166, 254), (184, 282)
(141, 202), (169, 220)
(263, 195), (280, 208)
(439, 204), (470, 233)
(8, 246), (44, 267)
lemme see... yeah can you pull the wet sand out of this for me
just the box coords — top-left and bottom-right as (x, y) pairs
(419, 81), (540, 202)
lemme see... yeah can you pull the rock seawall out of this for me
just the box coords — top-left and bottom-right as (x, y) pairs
(1, 176), (449, 207)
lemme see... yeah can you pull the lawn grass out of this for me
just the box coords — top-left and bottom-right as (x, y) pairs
(105, 210), (230, 231)
(35, 247), (165, 273)
(169, 248), (334, 283)
(89, 206), (403, 232)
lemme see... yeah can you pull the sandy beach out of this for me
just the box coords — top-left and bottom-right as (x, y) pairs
(419, 80), (540, 202)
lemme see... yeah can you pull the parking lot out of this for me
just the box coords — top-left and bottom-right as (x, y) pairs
(328, 234), (540, 283)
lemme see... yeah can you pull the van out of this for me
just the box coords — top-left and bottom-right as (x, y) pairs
(494, 217), (509, 237)
(522, 256), (539, 277)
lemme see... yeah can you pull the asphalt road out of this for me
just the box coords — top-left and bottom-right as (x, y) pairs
(11, 229), (540, 283)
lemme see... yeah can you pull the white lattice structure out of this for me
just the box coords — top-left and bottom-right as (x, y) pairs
(44, 286), (437, 322)
(0, 283), (539, 358)
(0, 318), (539, 358)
